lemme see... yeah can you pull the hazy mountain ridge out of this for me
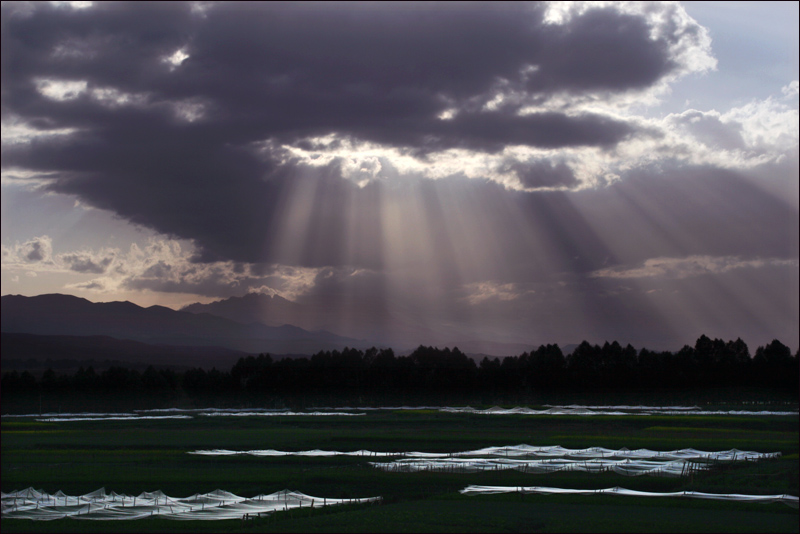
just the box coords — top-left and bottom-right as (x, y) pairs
(182, 292), (537, 356)
(181, 292), (433, 347)
(1, 294), (369, 356)
(2, 293), (540, 360)
(181, 293), (303, 327)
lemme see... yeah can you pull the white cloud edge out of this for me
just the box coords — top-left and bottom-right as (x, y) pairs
(2, 235), (328, 302)
(591, 255), (799, 280)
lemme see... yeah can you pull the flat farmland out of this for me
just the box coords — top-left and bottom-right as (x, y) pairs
(2, 410), (798, 532)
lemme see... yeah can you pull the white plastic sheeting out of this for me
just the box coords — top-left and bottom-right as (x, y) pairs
(2, 412), (194, 422)
(1, 488), (381, 521)
(315, 406), (446, 411)
(2, 410), (367, 421)
(36, 415), (193, 422)
(460, 485), (800, 508)
(189, 445), (780, 478)
(4, 405), (795, 420)
(131, 408), (365, 416)
(441, 406), (799, 416)
(367, 446), (779, 476)
(313, 404), (799, 415)
(5, 412), (142, 418)
(191, 445), (779, 461)
(199, 411), (365, 417)
(191, 449), (400, 457)
(374, 457), (705, 476)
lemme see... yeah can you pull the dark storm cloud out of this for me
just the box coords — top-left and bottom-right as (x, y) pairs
(499, 159), (579, 188)
(2, 1), (683, 264)
(24, 240), (47, 262)
(121, 273), (242, 299)
(61, 252), (113, 274)
(528, 8), (674, 92)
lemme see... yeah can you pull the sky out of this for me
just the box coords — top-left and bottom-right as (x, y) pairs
(2, 1), (798, 352)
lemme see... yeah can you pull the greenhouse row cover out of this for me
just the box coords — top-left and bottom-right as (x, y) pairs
(441, 406), (799, 416)
(1, 488), (381, 521)
(371, 457), (711, 476)
(5, 405), (796, 420)
(460, 485), (799, 508)
(190, 445), (780, 461)
(5, 485), (796, 520)
(189, 446), (779, 478)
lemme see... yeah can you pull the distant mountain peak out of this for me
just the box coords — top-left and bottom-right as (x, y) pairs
(1, 293), (366, 355)
(3, 293), (90, 303)
(180, 291), (291, 310)
(180, 292), (304, 328)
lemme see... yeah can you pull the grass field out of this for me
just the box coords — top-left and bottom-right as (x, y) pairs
(2, 409), (798, 532)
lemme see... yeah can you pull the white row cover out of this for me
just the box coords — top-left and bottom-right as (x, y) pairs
(372, 458), (711, 477)
(200, 411), (365, 417)
(544, 404), (702, 410)
(460, 485), (799, 508)
(5, 405), (796, 420)
(4, 411), (365, 421)
(441, 406), (799, 416)
(367, 446), (779, 476)
(1, 488), (381, 521)
(190, 445), (780, 462)
(191, 448), (399, 457)
(36, 415), (193, 422)
(134, 406), (442, 415)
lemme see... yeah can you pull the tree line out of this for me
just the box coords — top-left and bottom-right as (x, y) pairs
(2, 336), (797, 401)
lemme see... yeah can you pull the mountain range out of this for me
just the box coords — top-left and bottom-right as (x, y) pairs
(1, 293), (536, 369)
(1, 293), (368, 356)
(181, 292), (535, 356)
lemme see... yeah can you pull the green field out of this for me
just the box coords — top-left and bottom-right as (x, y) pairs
(2, 410), (798, 532)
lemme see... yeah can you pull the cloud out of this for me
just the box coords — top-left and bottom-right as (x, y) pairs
(1, 2), (797, 350)
(666, 109), (746, 151)
(3, 235), (54, 265)
(0, 1), (731, 268)
(69, 280), (104, 290)
(59, 251), (115, 273)
(527, 7), (674, 93)
(23, 237), (51, 262)
(3, 234), (325, 301)
(463, 281), (533, 305)
(3, 235), (118, 275)
(720, 94), (799, 156)
(591, 255), (799, 280)
(782, 80), (799, 98)
(499, 159), (579, 189)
